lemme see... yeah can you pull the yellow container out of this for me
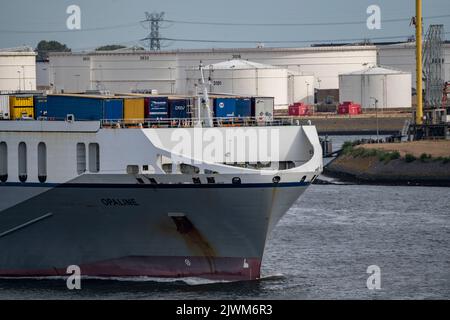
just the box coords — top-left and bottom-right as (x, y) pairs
(9, 96), (34, 107)
(123, 98), (144, 122)
(10, 107), (34, 120)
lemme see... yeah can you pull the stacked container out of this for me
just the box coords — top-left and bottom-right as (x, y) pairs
(169, 99), (191, 119)
(213, 98), (252, 118)
(34, 95), (48, 119)
(144, 96), (169, 119)
(45, 95), (124, 121)
(251, 97), (274, 122)
(9, 95), (34, 119)
(122, 97), (145, 123)
(0, 95), (10, 120)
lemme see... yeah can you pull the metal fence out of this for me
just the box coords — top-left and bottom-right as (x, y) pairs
(100, 117), (306, 129)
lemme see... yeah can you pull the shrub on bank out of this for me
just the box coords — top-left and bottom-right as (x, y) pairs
(342, 143), (401, 163)
(405, 154), (417, 163)
(434, 156), (450, 164)
(339, 141), (450, 165)
(420, 153), (432, 162)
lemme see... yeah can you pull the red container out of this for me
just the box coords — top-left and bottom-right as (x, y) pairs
(289, 102), (312, 116)
(338, 101), (361, 115)
(349, 103), (362, 115)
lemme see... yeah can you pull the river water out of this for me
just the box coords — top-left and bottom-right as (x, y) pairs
(0, 136), (448, 300)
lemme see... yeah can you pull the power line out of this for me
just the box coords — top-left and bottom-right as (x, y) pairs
(163, 14), (450, 27)
(0, 22), (140, 34)
(1, 14), (449, 34)
(70, 31), (450, 52)
(161, 32), (450, 44)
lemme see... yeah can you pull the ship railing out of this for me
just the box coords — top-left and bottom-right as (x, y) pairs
(99, 117), (304, 129)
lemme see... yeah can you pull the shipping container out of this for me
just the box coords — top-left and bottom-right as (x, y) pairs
(46, 95), (123, 121)
(289, 103), (312, 116)
(144, 97), (169, 119)
(213, 98), (251, 118)
(251, 97), (274, 122)
(123, 98), (145, 122)
(338, 101), (362, 115)
(10, 107), (34, 120)
(9, 95), (33, 107)
(0, 95), (10, 119)
(103, 99), (123, 120)
(169, 99), (191, 119)
(34, 95), (48, 118)
(214, 98), (236, 118)
(235, 98), (252, 117)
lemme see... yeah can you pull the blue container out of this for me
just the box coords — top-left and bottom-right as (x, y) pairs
(145, 97), (169, 119)
(214, 98), (236, 118)
(33, 95), (48, 118)
(103, 99), (124, 120)
(46, 96), (123, 121)
(235, 98), (251, 117)
(169, 99), (190, 119)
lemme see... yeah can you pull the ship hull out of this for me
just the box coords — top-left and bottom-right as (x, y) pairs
(0, 181), (308, 281)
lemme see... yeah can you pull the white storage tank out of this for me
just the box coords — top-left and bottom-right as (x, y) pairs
(339, 66), (412, 109)
(183, 59), (290, 109)
(0, 48), (37, 92)
(89, 51), (177, 94)
(288, 73), (315, 105)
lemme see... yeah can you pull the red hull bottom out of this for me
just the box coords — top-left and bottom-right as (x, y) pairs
(0, 256), (262, 281)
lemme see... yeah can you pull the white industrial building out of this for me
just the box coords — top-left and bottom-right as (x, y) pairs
(182, 59), (314, 109)
(40, 42), (450, 109)
(46, 45), (378, 108)
(0, 47), (36, 92)
(339, 66), (412, 109)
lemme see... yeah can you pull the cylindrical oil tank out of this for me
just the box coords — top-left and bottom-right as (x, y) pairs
(288, 73), (316, 105)
(90, 53), (176, 94)
(339, 66), (412, 109)
(184, 59), (290, 109)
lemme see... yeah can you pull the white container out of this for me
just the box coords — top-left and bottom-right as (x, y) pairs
(253, 97), (274, 122)
(0, 95), (10, 119)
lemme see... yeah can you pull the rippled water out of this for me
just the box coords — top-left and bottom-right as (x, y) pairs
(1, 184), (449, 300)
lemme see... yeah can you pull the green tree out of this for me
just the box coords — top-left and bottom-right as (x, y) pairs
(35, 40), (71, 60)
(95, 45), (127, 51)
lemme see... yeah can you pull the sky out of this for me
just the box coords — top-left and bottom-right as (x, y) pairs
(0, 0), (449, 51)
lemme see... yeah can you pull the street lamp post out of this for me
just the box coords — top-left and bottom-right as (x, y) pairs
(305, 81), (310, 104)
(21, 66), (25, 91)
(371, 97), (380, 142)
(17, 70), (21, 91)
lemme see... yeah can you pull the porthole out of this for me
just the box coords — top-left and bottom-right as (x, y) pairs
(18, 142), (27, 183)
(272, 176), (281, 184)
(37, 142), (47, 183)
(232, 177), (241, 185)
(0, 142), (7, 183)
